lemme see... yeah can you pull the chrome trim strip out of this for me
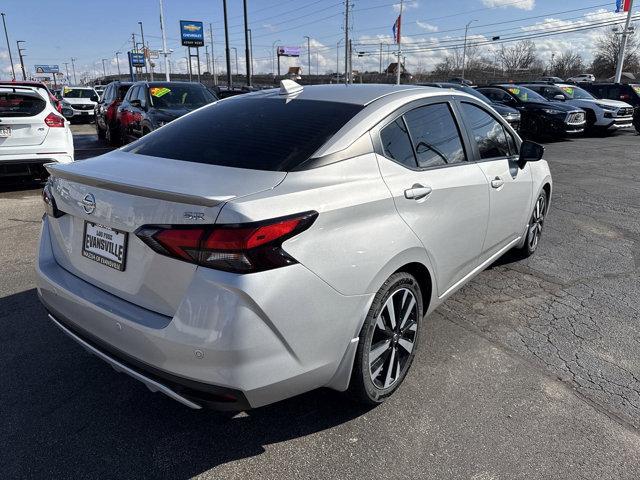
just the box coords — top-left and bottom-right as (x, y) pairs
(48, 314), (202, 410)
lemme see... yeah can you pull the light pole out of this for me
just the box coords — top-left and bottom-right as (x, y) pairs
(159, 0), (171, 81)
(248, 28), (254, 80)
(243, 0), (251, 86)
(615, 0), (635, 83)
(272, 39), (281, 76)
(209, 23), (217, 85)
(304, 36), (311, 77)
(138, 21), (149, 80)
(230, 47), (238, 76)
(337, 38), (343, 79)
(115, 51), (122, 76)
(64, 62), (70, 83)
(462, 19), (477, 80)
(16, 40), (26, 80)
(1, 13), (15, 80)
(71, 57), (77, 84)
(101, 58), (108, 78)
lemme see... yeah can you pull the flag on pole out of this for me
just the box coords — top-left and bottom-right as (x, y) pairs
(392, 15), (402, 44)
(616, 0), (631, 12)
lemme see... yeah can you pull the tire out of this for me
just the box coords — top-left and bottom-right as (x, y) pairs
(514, 189), (547, 259)
(105, 125), (121, 146)
(349, 272), (423, 405)
(96, 121), (106, 140)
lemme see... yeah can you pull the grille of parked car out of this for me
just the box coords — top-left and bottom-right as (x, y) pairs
(566, 112), (585, 124)
(617, 107), (634, 116)
(72, 104), (94, 110)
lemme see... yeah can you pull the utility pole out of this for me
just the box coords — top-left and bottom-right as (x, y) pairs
(205, 45), (210, 73)
(1, 13), (15, 80)
(159, 0), (170, 81)
(16, 40), (26, 80)
(223, 0), (232, 87)
(138, 22), (149, 80)
(209, 23), (217, 85)
(64, 62), (70, 83)
(462, 19), (477, 80)
(337, 38), (343, 79)
(304, 36), (311, 78)
(101, 58), (108, 77)
(615, 0), (635, 83)
(248, 28), (254, 79)
(349, 39), (353, 84)
(379, 43), (383, 73)
(243, 0), (251, 86)
(396, 0), (403, 85)
(272, 39), (280, 76)
(71, 57), (77, 84)
(344, 0), (349, 84)
(115, 51), (122, 76)
(231, 47), (238, 76)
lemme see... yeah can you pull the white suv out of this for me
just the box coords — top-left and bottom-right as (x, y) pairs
(60, 86), (99, 123)
(0, 85), (73, 178)
(566, 74), (595, 83)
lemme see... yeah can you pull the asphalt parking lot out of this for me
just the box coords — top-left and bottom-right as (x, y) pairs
(2, 125), (640, 479)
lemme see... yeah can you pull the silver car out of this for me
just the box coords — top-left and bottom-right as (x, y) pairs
(37, 82), (552, 410)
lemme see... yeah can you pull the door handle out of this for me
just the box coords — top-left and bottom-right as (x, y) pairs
(404, 184), (432, 200)
(491, 177), (505, 189)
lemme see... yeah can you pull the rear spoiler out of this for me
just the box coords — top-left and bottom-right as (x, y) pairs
(45, 164), (232, 207)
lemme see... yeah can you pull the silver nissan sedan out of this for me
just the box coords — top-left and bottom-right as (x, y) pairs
(37, 82), (552, 410)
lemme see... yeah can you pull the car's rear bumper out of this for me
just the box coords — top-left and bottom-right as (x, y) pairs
(0, 154), (73, 176)
(36, 217), (370, 409)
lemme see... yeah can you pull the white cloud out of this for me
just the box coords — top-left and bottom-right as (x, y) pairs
(416, 21), (438, 32)
(393, 1), (419, 13)
(482, 0), (535, 11)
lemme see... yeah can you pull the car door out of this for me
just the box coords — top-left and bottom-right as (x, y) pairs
(96, 85), (111, 130)
(457, 101), (533, 258)
(374, 98), (490, 296)
(130, 86), (147, 139)
(119, 85), (137, 140)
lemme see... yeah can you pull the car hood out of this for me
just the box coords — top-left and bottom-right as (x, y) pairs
(523, 101), (581, 112)
(63, 97), (96, 105)
(577, 98), (633, 108)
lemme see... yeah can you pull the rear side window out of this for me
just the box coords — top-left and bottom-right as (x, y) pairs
(0, 92), (46, 117)
(461, 102), (510, 159)
(404, 103), (466, 168)
(117, 85), (131, 100)
(123, 97), (364, 171)
(380, 118), (416, 168)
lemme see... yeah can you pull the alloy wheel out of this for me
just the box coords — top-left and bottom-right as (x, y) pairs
(368, 288), (418, 389)
(528, 194), (546, 250)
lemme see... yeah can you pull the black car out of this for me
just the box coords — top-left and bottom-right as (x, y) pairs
(420, 82), (521, 131)
(580, 82), (640, 133)
(476, 84), (587, 138)
(95, 81), (133, 145)
(117, 81), (217, 143)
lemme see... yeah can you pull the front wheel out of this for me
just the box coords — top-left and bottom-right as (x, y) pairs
(514, 190), (547, 258)
(349, 272), (423, 405)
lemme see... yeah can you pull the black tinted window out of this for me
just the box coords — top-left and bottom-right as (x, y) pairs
(404, 103), (466, 168)
(0, 92), (46, 117)
(123, 97), (363, 171)
(461, 102), (510, 159)
(380, 118), (416, 168)
(117, 85), (131, 100)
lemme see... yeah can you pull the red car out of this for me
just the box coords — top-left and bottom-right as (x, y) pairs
(95, 81), (133, 145)
(0, 80), (62, 113)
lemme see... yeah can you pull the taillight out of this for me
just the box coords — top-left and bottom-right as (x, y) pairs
(136, 211), (317, 273)
(44, 112), (65, 128)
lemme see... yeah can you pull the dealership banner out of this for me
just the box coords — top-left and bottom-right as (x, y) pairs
(277, 46), (301, 57)
(34, 65), (60, 74)
(180, 20), (205, 47)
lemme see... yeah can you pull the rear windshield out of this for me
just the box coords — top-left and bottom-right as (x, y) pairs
(123, 97), (364, 171)
(0, 92), (46, 117)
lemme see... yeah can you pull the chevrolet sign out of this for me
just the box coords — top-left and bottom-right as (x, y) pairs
(180, 20), (205, 47)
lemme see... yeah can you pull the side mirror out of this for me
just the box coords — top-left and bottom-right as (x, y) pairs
(553, 94), (565, 101)
(518, 140), (544, 169)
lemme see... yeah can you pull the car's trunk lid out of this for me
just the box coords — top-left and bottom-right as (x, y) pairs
(45, 150), (286, 316)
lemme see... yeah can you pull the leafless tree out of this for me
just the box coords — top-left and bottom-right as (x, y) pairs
(550, 51), (585, 79)
(591, 31), (639, 79)
(498, 40), (538, 72)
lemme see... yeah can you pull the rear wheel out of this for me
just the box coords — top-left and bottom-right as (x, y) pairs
(105, 124), (120, 146)
(96, 120), (106, 140)
(349, 272), (422, 405)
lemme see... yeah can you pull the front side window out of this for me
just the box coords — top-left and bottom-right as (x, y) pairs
(123, 97), (363, 171)
(380, 118), (416, 168)
(461, 102), (510, 159)
(403, 103), (466, 168)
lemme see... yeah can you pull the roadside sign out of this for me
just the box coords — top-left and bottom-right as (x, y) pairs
(277, 46), (301, 57)
(34, 64), (60, 74)
(148, 49), (160, 59)
(180, 20), (205, 47)
(129, 51), (145, 67)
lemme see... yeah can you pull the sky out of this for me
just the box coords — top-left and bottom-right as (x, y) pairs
(0, 0), (637, 81)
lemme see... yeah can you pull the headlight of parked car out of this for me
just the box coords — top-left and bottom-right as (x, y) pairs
(542, 108), (563, 115)
(594, 103), (616, 111)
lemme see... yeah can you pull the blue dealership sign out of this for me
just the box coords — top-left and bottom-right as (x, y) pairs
(34, 64), (60, 74)
(180, 20), (205, 47)
(128, 52), (145, 67)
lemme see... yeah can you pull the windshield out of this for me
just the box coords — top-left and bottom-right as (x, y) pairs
(558, 85), (594, 100)
(123, 97), (364, 171)
(0, 92), (46, 117)
(63, 88), (96, 99)
(504, 86), (547, 103)
(148, 84), (216, 109)
(452, 84), (493, 103)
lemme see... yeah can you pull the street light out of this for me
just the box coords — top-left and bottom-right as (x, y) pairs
(70, 57), (77, 85)
(337, 38), (343, 79)
(462, 19), (477, 80)
(0, 13), (15, 80)
(16, 40), (26, 80)
(304, 35), (311, 77)
(115, 51), (122, 76)
(138, 21), (149, 80)
(230, 47), (238, 76)
(272, 39), (281, 76)
(101, 58), (108, 77)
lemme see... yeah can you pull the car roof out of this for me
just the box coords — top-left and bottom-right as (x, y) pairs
(251, 83), (437, 106)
